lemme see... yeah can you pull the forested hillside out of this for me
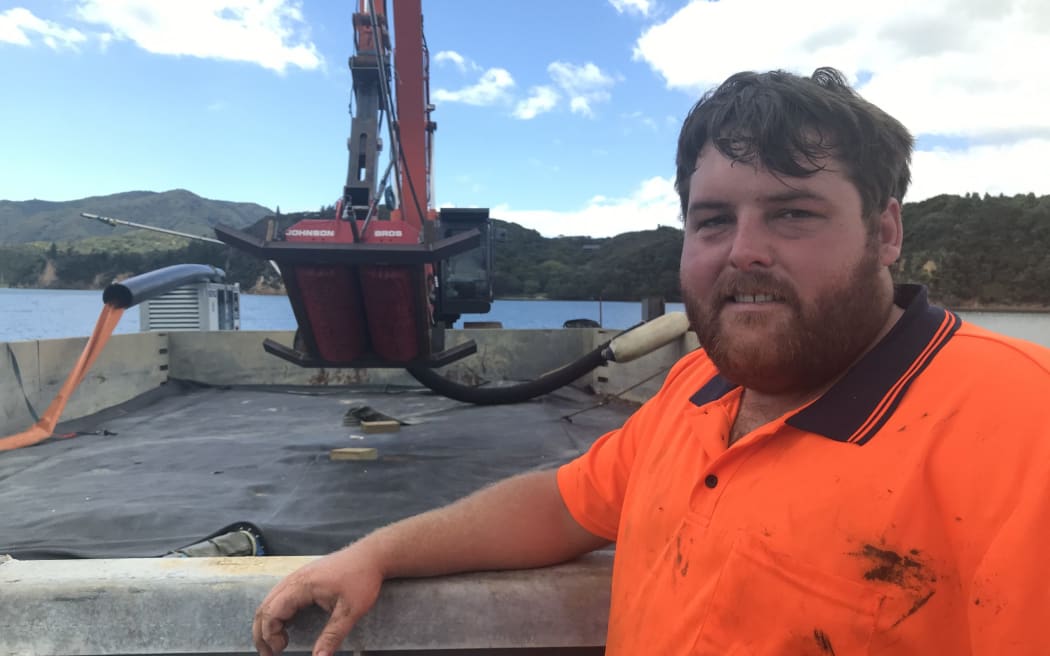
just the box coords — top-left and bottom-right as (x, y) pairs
(0, 189), (269, 244)
(1, 191), (1049, 308)
(894, 193), (1050, 307)
(492, 221), (682, 301)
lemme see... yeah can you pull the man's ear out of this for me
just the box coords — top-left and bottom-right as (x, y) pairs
(877, 198), (903, 266)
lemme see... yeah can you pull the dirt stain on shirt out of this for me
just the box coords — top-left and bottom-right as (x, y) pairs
(852, 543), (938, 627)
(813, 628), (836, 655)
(858, 544), (926, 586)
(674, 534), (689, 578)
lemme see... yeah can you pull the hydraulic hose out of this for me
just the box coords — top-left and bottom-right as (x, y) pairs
(102, 264), (226, 309)
(1, 264), (230, 453)
(407, 312), (690, 405)
(408, 343), (608, 406)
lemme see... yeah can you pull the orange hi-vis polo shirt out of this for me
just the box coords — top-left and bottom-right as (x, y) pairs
(557, 285), (1050, 655)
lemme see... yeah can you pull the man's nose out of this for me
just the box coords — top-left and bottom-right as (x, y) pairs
(727, 213), (774, 271)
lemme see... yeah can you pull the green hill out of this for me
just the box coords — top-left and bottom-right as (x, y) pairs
(493, 222), (682, 301)
(894, 193), (1050, 308)
(0, 189), (270, 244)
(1, 190), (1049, 308)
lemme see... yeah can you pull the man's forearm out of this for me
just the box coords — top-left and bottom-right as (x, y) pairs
(352, 469), (608, 579)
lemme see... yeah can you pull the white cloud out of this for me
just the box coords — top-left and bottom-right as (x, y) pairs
(547, 61), (616, 117)
(633, 0), (1050, 142)
(433, 68), (515, 106)
(513, 86), (559, 119)
(431, 57), (613, 119)
(485, 142), (1050, 240)
(487, 141), (1050, 240)
(622, 110), (658, 132)
(631, 0), (1050, 206)
(0, 8), (86, 49)
(492, 176), (681, 238)
(609, 0), (652, 17)
(909, 139), (1050, 202)
(434, 50), (478, 73)
(74, 0), (322, 73)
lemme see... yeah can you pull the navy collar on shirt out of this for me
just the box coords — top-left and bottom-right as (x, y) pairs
(688, 284), (961, 445)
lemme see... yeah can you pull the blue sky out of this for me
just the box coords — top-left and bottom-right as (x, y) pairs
(2, 0), (1049, 238)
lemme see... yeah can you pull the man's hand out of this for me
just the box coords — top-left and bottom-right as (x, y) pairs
(252, 470), (604, 655)
(253, 546), (383, 656)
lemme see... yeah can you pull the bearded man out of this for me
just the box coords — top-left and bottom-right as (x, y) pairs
(254, 68), (1050, 656)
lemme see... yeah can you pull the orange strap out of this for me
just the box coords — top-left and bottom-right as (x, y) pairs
(0, 303), (125, 452)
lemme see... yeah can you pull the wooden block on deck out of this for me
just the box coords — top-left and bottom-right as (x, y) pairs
(330, 447), (379, 461)
(360, 420), (401, 434)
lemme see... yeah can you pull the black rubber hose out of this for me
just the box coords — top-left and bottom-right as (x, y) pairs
(103, 264), (226, 309)
(407, 339), (612, 405)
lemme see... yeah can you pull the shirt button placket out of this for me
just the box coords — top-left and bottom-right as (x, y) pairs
(689, 470), (724, 515)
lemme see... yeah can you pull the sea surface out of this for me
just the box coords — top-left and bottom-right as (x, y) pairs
(1, 288), (1048, 347)
(0, 288), (684, 342)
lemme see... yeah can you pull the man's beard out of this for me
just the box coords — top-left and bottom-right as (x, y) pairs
(682, 246), (892, 395)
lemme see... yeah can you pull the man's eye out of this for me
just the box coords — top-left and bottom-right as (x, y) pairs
(778, 209), (815, 219)
(694, 215), (731, 231)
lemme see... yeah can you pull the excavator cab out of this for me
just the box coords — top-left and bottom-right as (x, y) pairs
(434, 208), (494, 323)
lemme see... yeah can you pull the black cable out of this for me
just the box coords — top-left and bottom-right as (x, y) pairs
(407, 340), (610, 406)
(560, 363), (673, 423)
(366, 0), (403, 208)
(405, 318), (661, 405)
(366, 0), (428, 231)
(6, 343), (40, 423)
(393, 125), (429, 231)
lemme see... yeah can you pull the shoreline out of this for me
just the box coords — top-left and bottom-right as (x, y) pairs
(2, 285), (1049, 313)
(947, 304), (1050, 314)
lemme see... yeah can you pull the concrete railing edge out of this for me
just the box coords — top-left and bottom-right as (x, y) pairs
(0, 552), (613, 655)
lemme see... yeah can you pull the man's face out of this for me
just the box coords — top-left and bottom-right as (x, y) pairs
(679, 145), (900, 394)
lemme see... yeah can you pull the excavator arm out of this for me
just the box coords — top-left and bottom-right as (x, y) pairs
(215, 0), (494, 369)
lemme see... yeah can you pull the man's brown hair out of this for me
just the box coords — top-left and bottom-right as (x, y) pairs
(675, 67), (914, 224)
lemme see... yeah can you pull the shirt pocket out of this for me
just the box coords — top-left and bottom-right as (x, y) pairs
(694, 532), (884, 656)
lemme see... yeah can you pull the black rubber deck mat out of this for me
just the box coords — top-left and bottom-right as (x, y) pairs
(0, 381), (633, 558)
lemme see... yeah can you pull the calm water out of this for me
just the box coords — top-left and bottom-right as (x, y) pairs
(0, 288), (684, 342)
(1, 288), (1047, 347)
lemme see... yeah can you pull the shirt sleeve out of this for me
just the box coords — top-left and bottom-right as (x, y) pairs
(964, 339), (1050, 653)
(556, 421), (640, 541)
(967, 458), (1050, 654)
(557, 349), (709, 542)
